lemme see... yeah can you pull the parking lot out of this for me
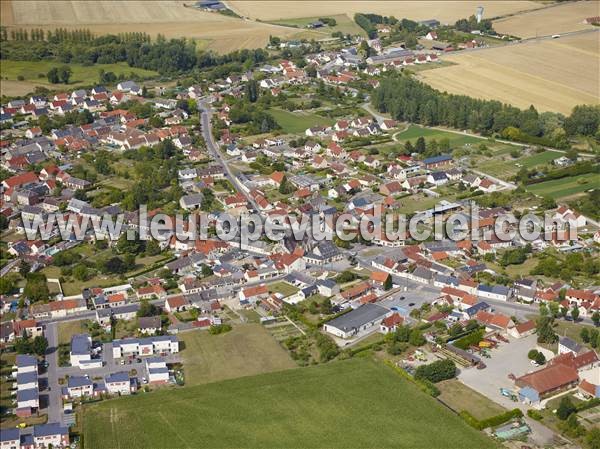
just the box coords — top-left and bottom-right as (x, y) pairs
(458, 334), (538, 410)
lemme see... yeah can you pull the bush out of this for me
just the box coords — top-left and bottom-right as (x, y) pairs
(208, 324), (232, 335)
(460, 409), (523, 430)
(527, 409), (544, 421)
(414, 359), (456, 383)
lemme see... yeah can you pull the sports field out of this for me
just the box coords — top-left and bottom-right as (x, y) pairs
(228, 1), (541, 22)
(82, 357), (497, 449)
(526, 173), (600, 200)
(494, 1), (598, 39)
(419, 32), (600, 115)
(268, 108), (334, 134)
(179, 324), (296, 386)
(0, 60), (158, 96)
(0, 0), (319, 54)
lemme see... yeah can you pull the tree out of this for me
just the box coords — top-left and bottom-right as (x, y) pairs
(556, 396), (576, 420)
(536, 315), (558, 344)
(580, 328), (590, 343)
(527, 349), (539, 360)
(571, 306), (580, 322)
(409, 329), (425, 346)
(534, 351), (546, 365)
(449, 323), (463, 337)
(19, 260), (31, 277)
(32, 336), (48, 356)
(137, 298), (158, 317)
(24, 273), (49, 302)
(383, 274), (392, 291)
(72, 264), (89, 281)
(586, 427), (600, 449)
(58, 65), (72, 84)
(47, 67), (60, 84)
(0, 274), (17, 295)
(245, 80), (259, 103)
(200, 264), (213, 277)
(415, 136), (426, 153)
(592, 311), (600, 327)
(414, 359), (456, 383)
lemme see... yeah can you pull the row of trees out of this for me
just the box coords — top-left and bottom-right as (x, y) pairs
(372, 74), (600, 146)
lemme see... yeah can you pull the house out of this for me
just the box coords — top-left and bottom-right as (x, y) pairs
(136, 284), (167, 300)
(323, 303), (391, 339)
(138, 316), (162, 335)
(558, 336), (586, 356)
(33, 423), (70, 448)
(508, 320), (536, 339)
(380, 313), (403, 334)
(105, 371), (136, 395)
(516, 364), (579, 405)
(477, 284), (511, 301)
(65, 375), (93, 398)
(145, 357), (169, 384)
(370, 271), (391, 291)
(474, 311), (514, 333)
(165, 295), (188, 313)
(179, 193), (203, 211)
(316, 279), (339, 297)
(380, 181), (403, 196)
(239, 284), (269, 305)
(117, 81), (142, 95)
(422, 154), (452, 169)
(112, 335), (179, 359)
(427, 171), (448, 186)
(70, 334), (92, 368)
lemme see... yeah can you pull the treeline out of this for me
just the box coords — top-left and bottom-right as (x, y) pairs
(0, 27), (149, 44)
(0, 31), (268, 75)
(372, 74), (600, 147)
(454, 15), (494, 33)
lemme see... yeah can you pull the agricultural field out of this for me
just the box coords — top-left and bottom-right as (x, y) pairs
(0, 60), (158, 97)
(0, 0), (320, 54)
(475, 149), (563, 180)
(525, 173), (600, 200)
(228, 1), (542, 23)
(269, 14), (366, 36)
(419, 32), (600, 115)
(82, 357), (497, 449)
(494, 1), (599, 39)
(179, 324), (296, 386)
(268, 108), (334, 134)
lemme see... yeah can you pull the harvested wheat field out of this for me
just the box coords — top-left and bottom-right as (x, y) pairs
(0, 0), (320, 53)
(226, 1), (542, 23)
(494, 1), (600, 38)
(419, 32), (600, 115)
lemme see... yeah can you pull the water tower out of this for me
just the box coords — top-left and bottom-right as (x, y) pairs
(476, 6), (484, 23)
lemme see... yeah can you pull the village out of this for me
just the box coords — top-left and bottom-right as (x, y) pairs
(1, 5), (600, 449)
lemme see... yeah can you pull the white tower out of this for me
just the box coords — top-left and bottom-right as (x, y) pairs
(476, 6), (484, 23)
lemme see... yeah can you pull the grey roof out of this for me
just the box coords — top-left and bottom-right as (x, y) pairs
(113, 303), (140, 316)
(559, 336), (583, 353)
(112, 335), (177, 348)
(138, 316), (161, 329)
(325, 303), (389, 333)
(478, 284), (510, 296)
(17, 371), (38, 385)
(68, 376), (92, 388)
(16, 354), (38, 367)
(106, 371), (130, 383)
(148, 367), (169, 374)
(412, 266), (433, 281)
(34, 423), (69, 437)
(317, 279), (336, 288)
(1, 428), (20, 442)
(465, 302), (490, 316)
(71, 334), (91, 355)
(17, 388), (39, 402)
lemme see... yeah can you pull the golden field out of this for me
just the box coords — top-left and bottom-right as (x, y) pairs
(418, 32), (600, 115)
(494, 1), (599, 38)
(0, 0), (322, 53)
(226, 0), (543, 23)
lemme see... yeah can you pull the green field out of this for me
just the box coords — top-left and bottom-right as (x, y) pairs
(526, 173), (600, 200)
(477, 149), (561, 180)
(437, 380), (507, 420)
(268, 108), (334, 134)
(1, 60), (157, 92)
(270, 14), (366, 36)
(83, 357), (496, 449)
(179, 324), (296, 386)
(393, 125), (482, 147)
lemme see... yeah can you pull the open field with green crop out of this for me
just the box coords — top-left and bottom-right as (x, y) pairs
(83, 357), (497, 449)
(526, 173), (600, 200)
(179, 324), (296, 386)
(268, 108), (334, 134)
(269, 14), (365, 36)
(0, 60), (158, 96)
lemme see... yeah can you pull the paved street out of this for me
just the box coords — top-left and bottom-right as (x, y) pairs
(43, 322), (63, 424)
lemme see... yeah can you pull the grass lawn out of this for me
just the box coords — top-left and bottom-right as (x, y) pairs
(477, 150), (562, 180)
(526, 173), (600, 200)
(82, 357), (497, 449)
(0, 60), (158, 95)
(268, 108), (334, 134)
(394, 125), (481, 147)
(58, 319), (88, 345)
(268, 281), (299, 298)
(179, 324), (296, 386)
(437, 379), (507, 420)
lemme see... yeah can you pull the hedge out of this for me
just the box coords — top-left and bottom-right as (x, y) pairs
(576, 397), (600, 412)
(460, 408), (523, 430)
(526, 409), (544, 421)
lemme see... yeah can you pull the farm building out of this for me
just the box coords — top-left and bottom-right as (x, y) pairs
(323, 304), (391, 339)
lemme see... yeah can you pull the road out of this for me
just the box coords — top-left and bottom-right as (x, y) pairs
(198, 100), (261, 212)
(43, 322), (64, 424)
